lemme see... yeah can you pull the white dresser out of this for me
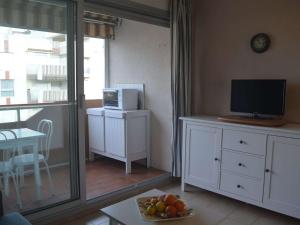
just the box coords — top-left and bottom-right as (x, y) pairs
(87, 108), (150, 173)
(180, 116), (300, 219)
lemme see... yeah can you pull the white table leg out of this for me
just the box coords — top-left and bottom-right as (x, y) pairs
(146, 156), (150, 168)
(181, 181), (186, 192)
(89, 151), (95, 161)
(33, 141), (42, 200)
(126, 160), (131, 174)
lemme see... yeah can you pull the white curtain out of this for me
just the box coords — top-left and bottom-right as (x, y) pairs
(171, 0), (192, 177)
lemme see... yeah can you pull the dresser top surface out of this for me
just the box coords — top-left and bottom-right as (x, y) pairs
(180, 115), (300, 135)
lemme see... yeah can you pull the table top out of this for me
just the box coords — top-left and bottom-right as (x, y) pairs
(0, 128), (45, 142)
(100, 189), (197, 225)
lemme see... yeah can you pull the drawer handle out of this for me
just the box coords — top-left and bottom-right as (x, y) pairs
(265, 169), (270, 173)
(238, 163), (244, 167)
(239, 140), (246, 144)
(214, 158), (219, 161)
(237, 184), (242, 188)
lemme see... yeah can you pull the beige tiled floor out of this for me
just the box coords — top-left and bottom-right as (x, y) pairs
(62, 182), (300, 225)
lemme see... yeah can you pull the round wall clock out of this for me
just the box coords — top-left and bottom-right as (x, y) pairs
(250, 33), (271, 53)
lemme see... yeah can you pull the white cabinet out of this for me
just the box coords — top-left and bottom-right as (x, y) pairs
(181, 116), (300, 219)
(264, 136), (300, 217)
(87, 108), (150, 174)
(182, 124), (221, 191)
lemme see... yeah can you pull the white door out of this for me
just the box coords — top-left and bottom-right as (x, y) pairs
(88, 115), (105, 153)
(264, 136), (300, 218)
(184, 124), (222, 190)
(105, 116), (126, 157)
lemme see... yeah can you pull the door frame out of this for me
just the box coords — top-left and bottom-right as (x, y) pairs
(26, 0), (85, 223)
(27, 0), (171, 223)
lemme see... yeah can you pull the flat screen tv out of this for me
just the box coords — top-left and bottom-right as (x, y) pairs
(231, 79), (286, 116)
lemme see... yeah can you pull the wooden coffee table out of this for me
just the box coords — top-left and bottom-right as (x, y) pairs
(100, 189), (196, 225)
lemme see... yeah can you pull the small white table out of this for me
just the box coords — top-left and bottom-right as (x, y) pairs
(0, 128), (46, 200)
(101, 189), (196, 225)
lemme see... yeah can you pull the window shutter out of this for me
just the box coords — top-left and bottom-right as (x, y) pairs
(0, 0), (66, 33)
(83, 11), (120, 39)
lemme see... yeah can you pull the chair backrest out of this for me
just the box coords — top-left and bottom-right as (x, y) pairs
(0, 130), (18, 164)
(37, 119), (53, 160)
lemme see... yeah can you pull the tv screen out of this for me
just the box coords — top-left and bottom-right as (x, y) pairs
(231, 79), (286, 116)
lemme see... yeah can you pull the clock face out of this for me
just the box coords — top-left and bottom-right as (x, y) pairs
(251, 33), (270, 53)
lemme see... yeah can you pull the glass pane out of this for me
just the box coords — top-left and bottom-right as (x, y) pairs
(0, 105), (73, 213)
(0, 0), (79, 214)
(20, 108), (43, 121)
(84, 38), (105, 99)
(0, 27), (67, 105)
(0, 109), (18, 123)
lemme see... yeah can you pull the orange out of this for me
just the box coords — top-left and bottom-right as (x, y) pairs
(174, 200), (185, 212)
(164, 194), (177, 206)
(165, 205), (177, 218)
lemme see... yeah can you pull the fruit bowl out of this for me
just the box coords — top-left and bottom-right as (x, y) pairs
(135, 194), (194, 222)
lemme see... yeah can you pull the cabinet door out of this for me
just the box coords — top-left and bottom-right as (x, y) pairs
(264, 136), (300, 218)
(105, 117), (125, 157)
(184, 124), (222, 190)
(88, 115), (105, 152)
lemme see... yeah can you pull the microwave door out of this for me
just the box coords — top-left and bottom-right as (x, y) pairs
(104, 91), (119, 107)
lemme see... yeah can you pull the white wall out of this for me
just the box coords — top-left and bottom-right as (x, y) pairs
(109, 19), (172, 172)
(130, 0), (170, 11)
(192, 0), (300, 122)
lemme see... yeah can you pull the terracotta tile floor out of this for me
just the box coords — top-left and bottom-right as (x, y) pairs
(3, 157), (167, 213)
(62, 182), (300, 225)
(86, 157), (168, 200)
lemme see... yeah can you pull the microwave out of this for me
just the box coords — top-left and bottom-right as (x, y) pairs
(103, 88), (139, 110)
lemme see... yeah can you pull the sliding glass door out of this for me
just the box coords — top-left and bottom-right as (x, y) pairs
(0, 0), (82, 214)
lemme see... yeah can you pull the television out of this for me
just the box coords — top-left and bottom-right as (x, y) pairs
(231, 79), (286, 117)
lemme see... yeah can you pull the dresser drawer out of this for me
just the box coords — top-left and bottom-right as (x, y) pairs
(220, 172), (263, 201)
(223, 129), (267, 155)
(221, 150), (264, 179)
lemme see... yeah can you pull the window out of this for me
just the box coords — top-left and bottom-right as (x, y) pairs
(0, 27), (67, 105)
(84, 38), (106, 100)
(0, 79), (14, 97)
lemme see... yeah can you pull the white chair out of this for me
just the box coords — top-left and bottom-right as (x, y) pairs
(0, 130), (22, 208)
(14, 119), (54, 195)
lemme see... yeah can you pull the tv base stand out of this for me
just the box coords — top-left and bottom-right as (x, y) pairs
(217, 115), (286, 127)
